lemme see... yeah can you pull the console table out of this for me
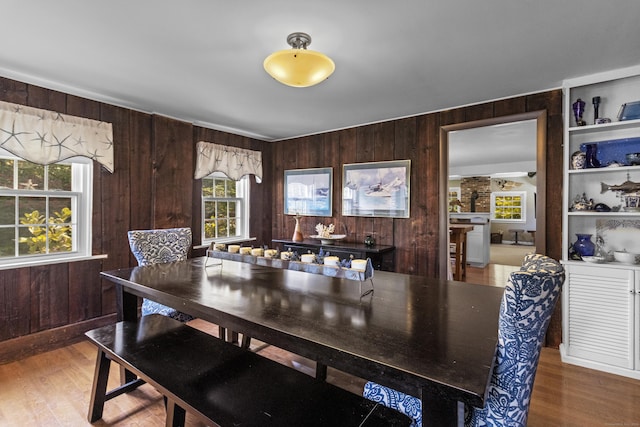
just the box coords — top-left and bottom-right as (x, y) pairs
(272, 239), (395, 272)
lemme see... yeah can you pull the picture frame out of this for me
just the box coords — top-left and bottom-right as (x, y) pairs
(342, 160), (410, 218)
(284, 167), (333, 216)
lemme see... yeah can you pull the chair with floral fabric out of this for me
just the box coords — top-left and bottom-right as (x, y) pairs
(127, 227), (195, 323)
(363, 253), (565, 427)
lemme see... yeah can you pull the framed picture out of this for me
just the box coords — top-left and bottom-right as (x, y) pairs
(284, 167), (333, 216)
(342, 160), (410, 218)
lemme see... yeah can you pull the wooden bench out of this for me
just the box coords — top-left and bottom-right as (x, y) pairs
(86, 314), (411, 426)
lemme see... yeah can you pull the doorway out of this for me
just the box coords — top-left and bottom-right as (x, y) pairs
(438, 111), (547, 280)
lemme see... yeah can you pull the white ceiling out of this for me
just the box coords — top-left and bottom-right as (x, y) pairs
(1, 1), (639, 142)
(449, 119), (538, 177)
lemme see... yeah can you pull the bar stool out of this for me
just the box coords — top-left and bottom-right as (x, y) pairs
(509, 229), (525, 245)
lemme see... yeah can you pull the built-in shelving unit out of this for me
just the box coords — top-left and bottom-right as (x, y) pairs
(561, 64), (640, 379)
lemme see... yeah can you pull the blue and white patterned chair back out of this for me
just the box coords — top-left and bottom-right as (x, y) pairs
(363, 253), (565, 427)
(127, 227), (194, 322)
(465, 253), (564, 427)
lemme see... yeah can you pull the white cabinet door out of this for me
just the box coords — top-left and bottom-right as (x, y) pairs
(564, 264), (635, 369)
(466, 226), (482, 264)
(466, 225), (489, 267)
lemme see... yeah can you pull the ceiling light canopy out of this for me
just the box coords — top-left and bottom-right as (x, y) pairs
(263, 32), (335, 88)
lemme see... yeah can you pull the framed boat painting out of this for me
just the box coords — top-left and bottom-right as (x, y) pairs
(342, 160), (410, 218)
(284, 167), (332, 216)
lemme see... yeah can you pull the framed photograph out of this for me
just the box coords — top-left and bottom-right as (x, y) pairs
(342, 160), (410, 218)
(284, 167), (333, 216)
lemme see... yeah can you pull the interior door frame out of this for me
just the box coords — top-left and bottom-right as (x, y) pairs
(438, 110), (547, 279)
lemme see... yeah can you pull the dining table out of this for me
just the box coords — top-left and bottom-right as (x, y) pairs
(101, 256), (504, 426)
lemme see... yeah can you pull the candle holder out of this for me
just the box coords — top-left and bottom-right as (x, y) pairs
(592, 96), (600, 124)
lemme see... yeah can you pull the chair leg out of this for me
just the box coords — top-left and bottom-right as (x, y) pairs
(165, 397), (186, 427)
(88, 349), (111, 422)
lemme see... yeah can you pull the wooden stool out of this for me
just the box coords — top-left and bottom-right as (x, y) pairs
(449, 224), (473, 281)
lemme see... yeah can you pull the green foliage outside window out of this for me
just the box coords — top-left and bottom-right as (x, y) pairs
(0, 158), (74, 257)
(19, 207), (72, 254)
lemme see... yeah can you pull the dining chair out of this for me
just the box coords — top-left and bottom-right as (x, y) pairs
(363, 253), (565, 427)
(127, 227), (195, 323)
(127, 227), (251, 348)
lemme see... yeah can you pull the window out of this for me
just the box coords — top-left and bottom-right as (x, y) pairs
(491, 191), (526, 222)
(202, 173), (250, 243)
(0, 151), (93, 267)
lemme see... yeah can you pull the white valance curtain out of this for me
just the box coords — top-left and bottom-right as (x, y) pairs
(0, 100), (114, 172)
(195, 141), (262, 182)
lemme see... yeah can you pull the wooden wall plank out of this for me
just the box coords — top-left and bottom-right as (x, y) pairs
(68, 259), (103, 323)
(128, 111), (153, 233)
(0, 269), (30, 340)
(0, 76), (27, 104)
(26, 85), (66, 112)
(151, 116), (194, 229)
(29, 264), (68, 333)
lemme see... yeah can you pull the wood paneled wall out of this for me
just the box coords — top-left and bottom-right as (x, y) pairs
(269, 91), (564, 345)
(270, 91), (563, 275)
(0, 73), (563, 362)
(0, 76), (273, 363)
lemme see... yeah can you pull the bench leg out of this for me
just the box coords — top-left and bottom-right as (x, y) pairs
(315, 362), (328, 381)
(220, 325), (252, 349)
(240, 334), (251, 349)
(165, 397), (186, 427)
(88, 349), (111, 422)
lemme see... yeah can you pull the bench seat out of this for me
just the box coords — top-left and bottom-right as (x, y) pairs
(86, 314), (411, 427)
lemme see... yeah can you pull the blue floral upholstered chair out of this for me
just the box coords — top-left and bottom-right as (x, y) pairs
(363, 253), (565, 427)
(127, 227), (195, 323)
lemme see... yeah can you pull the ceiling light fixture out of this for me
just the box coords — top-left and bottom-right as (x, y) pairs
(263, 32), (335, 88)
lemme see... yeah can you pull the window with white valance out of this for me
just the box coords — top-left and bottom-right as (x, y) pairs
(194, 141), (262, 182)
(0, 100), (114, 172)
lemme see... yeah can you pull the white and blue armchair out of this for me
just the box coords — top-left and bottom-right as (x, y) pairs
(127, 227), (195, 323)
(363, 253), (565, 427)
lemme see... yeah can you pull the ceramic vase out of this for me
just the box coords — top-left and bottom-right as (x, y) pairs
(585, 144), (600, 168)
(573, 234), (595, 257)
(292, 216), (303, 242)
(364, 235), (375, 247)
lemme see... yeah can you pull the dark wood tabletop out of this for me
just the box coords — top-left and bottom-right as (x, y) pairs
(101, 257), (503, 426)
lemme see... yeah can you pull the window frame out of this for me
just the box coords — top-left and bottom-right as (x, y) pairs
(201, 172), (251, 244)
(0, 150), (93, 269)
(491, 190), (526, 223)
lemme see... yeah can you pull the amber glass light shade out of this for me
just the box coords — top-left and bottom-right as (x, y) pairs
(263, 49), (335, 88)
(263, 33), (335, 88)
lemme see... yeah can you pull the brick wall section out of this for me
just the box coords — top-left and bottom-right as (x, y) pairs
(460, 177), (491, 213)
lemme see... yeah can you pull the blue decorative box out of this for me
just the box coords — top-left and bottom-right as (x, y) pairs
(581, 137), (640, 166)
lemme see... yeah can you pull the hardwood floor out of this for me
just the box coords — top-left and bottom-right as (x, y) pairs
(1, 264), (638, 426)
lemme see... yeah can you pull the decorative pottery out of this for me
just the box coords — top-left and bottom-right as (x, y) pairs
(585, 144), (600, 168)
(573, 234), (595, 257)
(364, 235), (376, 247)
(572, 98), (586, 126)
(571, 151), (586, 169)
(309, 234), (347, 245)
(292, 216), (303, 242)
(614, 251), (638, 264)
